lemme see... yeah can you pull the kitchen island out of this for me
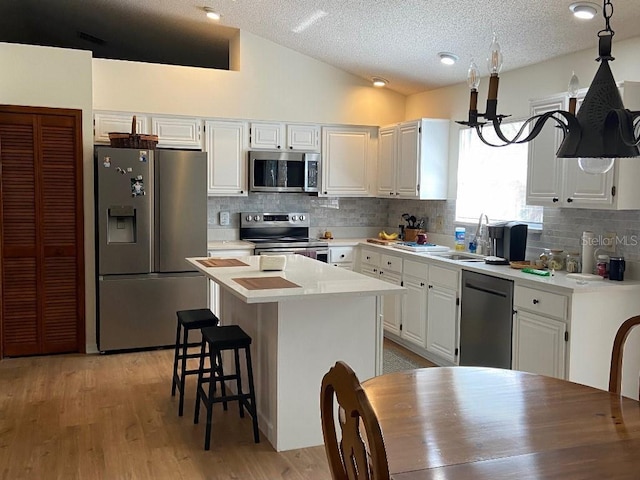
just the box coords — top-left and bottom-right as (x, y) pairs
(187, 254), (405, 451)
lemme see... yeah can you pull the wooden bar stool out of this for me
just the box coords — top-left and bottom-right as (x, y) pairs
(171, 308), (220, 416)
(194, 324), (260, 450)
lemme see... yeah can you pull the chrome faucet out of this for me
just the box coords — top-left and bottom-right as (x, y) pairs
(475, 214), (490, 255)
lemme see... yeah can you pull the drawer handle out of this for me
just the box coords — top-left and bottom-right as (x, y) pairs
(532, 299), (539, 305)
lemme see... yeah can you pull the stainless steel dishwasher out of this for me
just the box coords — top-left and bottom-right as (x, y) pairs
(460, 270), (514, 368)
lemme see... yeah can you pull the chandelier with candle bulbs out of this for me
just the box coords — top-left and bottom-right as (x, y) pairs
(457, 0), (640, 174)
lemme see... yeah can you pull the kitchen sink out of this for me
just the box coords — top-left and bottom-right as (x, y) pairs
(431, 252), (486, 262)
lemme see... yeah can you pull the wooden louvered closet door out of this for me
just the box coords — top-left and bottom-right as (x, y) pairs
(0, 106), (85, 357)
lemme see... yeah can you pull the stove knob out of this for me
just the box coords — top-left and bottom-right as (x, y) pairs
(245, 215), (252, 222)
(299, 215), (305, 221)
(291, 215), (297, 221)
(254, 215), (261, 222)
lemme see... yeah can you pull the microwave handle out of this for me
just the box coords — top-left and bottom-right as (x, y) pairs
(304, 157), (310, 191)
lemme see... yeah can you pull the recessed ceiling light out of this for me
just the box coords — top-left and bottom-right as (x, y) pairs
(372, 77), (388, 88)
(569, 2), (599, 19)
(438, 52), (459, 66)
(204, 7), (221, 20)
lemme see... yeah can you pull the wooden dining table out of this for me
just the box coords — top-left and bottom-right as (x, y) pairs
(362, 367), (640, 479)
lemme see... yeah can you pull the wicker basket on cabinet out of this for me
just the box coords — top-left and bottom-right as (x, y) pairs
(108, 115), (158, 149)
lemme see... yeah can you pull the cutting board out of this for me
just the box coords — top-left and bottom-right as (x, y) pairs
(198, 258), (249, 268)
(233, 276), (301, 290)
(366, 238), (399, 245)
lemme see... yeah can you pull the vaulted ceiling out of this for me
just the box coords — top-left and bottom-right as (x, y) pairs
(1, 0), (639, 95)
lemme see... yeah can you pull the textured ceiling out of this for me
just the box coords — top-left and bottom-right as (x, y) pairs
(1, 0), (640, 95)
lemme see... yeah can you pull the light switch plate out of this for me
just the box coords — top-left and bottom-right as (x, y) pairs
(219, 211), (230, 226)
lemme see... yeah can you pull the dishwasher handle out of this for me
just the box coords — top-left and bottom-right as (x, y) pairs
(463, 282), (509, 298)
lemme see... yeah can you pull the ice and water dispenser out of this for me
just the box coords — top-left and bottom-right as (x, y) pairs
(107, 205), (137, 244)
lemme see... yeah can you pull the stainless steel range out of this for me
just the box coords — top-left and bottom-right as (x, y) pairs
(240, 212), (328, 262)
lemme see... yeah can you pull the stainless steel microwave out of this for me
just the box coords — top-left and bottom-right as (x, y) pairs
(249, 151), (320, 193)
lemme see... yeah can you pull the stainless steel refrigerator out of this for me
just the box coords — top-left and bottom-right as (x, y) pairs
(95, 147), (208, 352)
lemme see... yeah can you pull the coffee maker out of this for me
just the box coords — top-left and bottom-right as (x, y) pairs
(487, 221), (528, 261)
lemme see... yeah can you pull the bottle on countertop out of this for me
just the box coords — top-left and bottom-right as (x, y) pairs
(596, 254), (609, 278)
(455, 227), (466, 251)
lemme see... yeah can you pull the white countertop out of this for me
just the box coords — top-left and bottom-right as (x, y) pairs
(355, 241), (640, 294)
(188, 254), (405, 304)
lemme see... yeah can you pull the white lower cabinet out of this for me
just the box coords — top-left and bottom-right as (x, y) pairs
(513, 310), (566, 379)
(379, 253), (403, 336)
(359, 248), (402, 335)
(329, 246), (355, 269)
(426, 265), (459, 363)
(402, 260), (428, 348)
(512, 285), (568, 379)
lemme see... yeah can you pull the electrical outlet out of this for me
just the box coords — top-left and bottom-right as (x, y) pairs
(602, 232), (616, 253)
(435, 215), (444, 233)
(219, 211), (230, 226)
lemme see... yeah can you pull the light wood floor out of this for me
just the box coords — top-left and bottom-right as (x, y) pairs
(0, 340), (432, 480)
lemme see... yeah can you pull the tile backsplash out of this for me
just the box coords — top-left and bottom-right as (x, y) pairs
(208, 194), (640, 265)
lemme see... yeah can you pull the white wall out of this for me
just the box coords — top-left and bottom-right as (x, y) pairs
(405, 35), (640, 198)
(0, 42), (96, 352)
(92, 30), (406, 126)
(407, 36), (640, 120)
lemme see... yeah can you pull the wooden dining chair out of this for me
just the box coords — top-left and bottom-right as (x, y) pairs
(609, 315), (640, 397)
(320, 361), (390, 480)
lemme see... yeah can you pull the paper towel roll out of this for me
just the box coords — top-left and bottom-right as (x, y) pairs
(260, 255), (287, 271)
(581, 231), (595, 274)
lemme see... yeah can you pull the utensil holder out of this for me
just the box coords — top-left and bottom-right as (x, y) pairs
(404, 228), (421, 242)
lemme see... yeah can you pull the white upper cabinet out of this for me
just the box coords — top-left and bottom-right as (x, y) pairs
(94, 111), (148, 144)
(377, 119), (449, 199)
(377, 126), (397, 197)
(287, 124), (320, 151)
(321, 126), (373, 196)
(527, 81), (640, 209)
(152, 116), (202, 149)
(204, 120), (248, 196)
(526, 95), (565, 206)
(250, 122), (319, 151)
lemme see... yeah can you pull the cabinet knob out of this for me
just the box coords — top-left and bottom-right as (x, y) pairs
(420, 282), (425, 287)
(277, 145), (281, 149)
(389, 192), (394, 196)
(428, 284), (433, 289)
(366, 256), (371, 260)
(340, 254), (345, 258)
(552, 197), (559, 203)
(387, 261), (392, 266)
(289, 146), (293, 149)
(532, 299), (539, 304)
(567, 198), (573, 203)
